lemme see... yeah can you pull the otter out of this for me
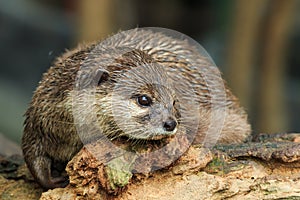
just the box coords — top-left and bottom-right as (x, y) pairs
(22, 28), (251, 189)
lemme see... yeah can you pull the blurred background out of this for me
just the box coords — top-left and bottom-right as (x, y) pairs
(0, 0), (299, 152)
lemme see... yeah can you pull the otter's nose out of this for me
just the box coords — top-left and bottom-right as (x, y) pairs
(163, 119), (177, 132)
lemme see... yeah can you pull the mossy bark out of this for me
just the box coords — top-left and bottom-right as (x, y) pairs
(1, 133), (300, 200)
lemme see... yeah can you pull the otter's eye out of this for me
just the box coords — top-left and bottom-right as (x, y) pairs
(137, 95), (152, 107)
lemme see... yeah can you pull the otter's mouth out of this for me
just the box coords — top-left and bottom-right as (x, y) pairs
(121, 127), (178, 141)
(145, 127), (178, 140)
(147, 134), (174, 140)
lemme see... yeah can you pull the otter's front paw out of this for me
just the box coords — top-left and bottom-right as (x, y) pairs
(30, 156), (69, 189)
(44, 176), (69, 189)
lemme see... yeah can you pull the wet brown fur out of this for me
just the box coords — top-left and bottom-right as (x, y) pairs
(22, 29), (251, 189)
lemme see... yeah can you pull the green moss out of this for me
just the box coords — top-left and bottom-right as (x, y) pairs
(205, 157), (246, 175)
(205, 157), (225, 175)
(106, 167), (132, 190)
(105, 157), (133, 190)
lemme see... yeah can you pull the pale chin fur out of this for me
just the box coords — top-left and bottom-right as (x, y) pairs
(127, 127), (178, 140)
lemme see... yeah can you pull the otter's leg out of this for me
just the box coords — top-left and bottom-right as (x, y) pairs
(22, 131), (69, 189)
(29, 156), (69, 189)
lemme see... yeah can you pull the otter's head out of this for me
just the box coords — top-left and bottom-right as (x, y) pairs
(97, 50), (179, 140)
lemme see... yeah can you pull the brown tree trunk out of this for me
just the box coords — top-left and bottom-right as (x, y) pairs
(225, 0), (268, 111)
(257, 0), (296, 133)
(77, 0), (116, 43)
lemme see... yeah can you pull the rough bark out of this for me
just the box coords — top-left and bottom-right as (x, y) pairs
(1, 133), (300, 200)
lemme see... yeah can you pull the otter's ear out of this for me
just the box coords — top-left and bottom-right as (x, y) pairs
(77, 68), (109, 89)
(95, 68), (109, 86)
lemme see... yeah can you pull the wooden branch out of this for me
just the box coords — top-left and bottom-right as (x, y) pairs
(1, 133), (299, 199)
(41, 133), (300, 200)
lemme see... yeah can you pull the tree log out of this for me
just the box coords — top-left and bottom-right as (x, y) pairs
(1, 133), (299, 199)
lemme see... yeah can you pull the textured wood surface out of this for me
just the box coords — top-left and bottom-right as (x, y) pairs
(1, 133), (299, 200)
